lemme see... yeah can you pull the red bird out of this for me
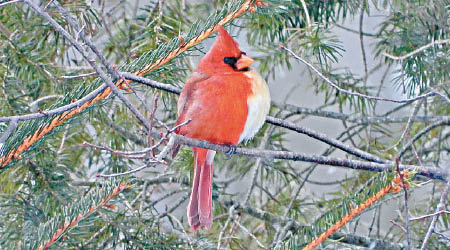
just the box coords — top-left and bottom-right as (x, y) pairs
(175, 26), (270, 231)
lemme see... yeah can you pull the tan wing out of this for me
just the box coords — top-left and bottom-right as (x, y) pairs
(177, 71), (210, 116)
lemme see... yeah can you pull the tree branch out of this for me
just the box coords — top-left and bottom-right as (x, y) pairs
(172, 134), (449, 181)
(383, 39), (450, 60)
(420, 180), (450, 249)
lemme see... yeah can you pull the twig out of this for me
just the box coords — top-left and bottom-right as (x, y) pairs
(232, 218), (268, 249)
(60, 72), (97, 79)
(266, 116), (386, 163)
(382, 39), (450, 60)
(120, 72), (181, 94)
(28, 95), (63, 112)
(385, 100), (423, 152)
(333, 23), (376, 37)
(395, 158), (411, 250)
(96, 136), (176, 178)
(389, 220), (407, 233)
(0, 119), (17, 147)
(0, 0), (20, 7)
(217, 205), (235, 250)
(243, 125), (274, 204)
(420, 180), (450, 250)
(434, 231), (450, 242)
(359, 2), (368, 85)
(398, 118), (450, 158)
(272, 101), (444, 124)
(281, 45), (445, 104)
(0, 83), (108, 122)
(410, 210), (450, 221)
(168, 213), (195, 250)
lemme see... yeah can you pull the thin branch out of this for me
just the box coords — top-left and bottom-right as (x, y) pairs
(389, 219), (407, 233)
(0, 83), (107, 122)
(28, 95), (63, 111)
(383, 39), (450, 60)
(266, 116), (386, 163)
(410, 210), (450, 221)
(0, 0), (20, 7)
(60, 72), (97, 79)
(167, 213), (195, 250)
(120, 72), (181, 94)
(272, 101), (444, 124)
(97, 136), (176, 178)
(281, 45), (447, 104)
(333, 23), (376, 37)
(398, 118), (450, 158)
(0, 119), (17, 147)
(420, 180), (450, 250)
(232, 217), (268, 249)
(395, 158), (411, 250)
(243, 125), (274, 204)
(217, 205), (235, 250)
(172, 134), (449, 181)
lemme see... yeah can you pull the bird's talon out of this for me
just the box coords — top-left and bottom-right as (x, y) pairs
(225, 145), (236, 158)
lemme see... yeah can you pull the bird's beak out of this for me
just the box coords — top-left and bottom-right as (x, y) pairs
(235, 54), (254, 70)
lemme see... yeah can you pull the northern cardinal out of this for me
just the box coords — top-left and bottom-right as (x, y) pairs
(174, 26), (270, 231)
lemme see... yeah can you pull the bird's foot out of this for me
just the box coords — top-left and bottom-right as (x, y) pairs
(224, 145), (236, 159)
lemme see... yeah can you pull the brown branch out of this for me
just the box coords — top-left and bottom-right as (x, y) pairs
(302, 173), (409, 250)
(37, 181), (128, 250)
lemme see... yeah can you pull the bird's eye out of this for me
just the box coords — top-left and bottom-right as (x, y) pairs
(224, 57), (237, 68)
(241, 51), (247, 55)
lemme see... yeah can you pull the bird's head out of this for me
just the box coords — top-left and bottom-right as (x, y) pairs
(197, 26), (254, 74)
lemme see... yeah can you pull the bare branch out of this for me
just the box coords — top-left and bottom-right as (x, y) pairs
(0, 119), (18, 150)
(0, 0), (20, 7)
(382, 39), (450, 60)
(421, 180), (450, 249)
(172, 134), (449, 181)
(398, 118), (450, 158)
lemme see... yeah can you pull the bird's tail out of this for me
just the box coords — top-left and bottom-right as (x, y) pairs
(187, 147), (216, 231)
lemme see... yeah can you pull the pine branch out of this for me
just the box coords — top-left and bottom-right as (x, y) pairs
(25, 179), (128, 250)
(282, 171), (411, 250)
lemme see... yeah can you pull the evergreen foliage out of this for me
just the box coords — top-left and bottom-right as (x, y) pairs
(0, 0), (448, 249)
